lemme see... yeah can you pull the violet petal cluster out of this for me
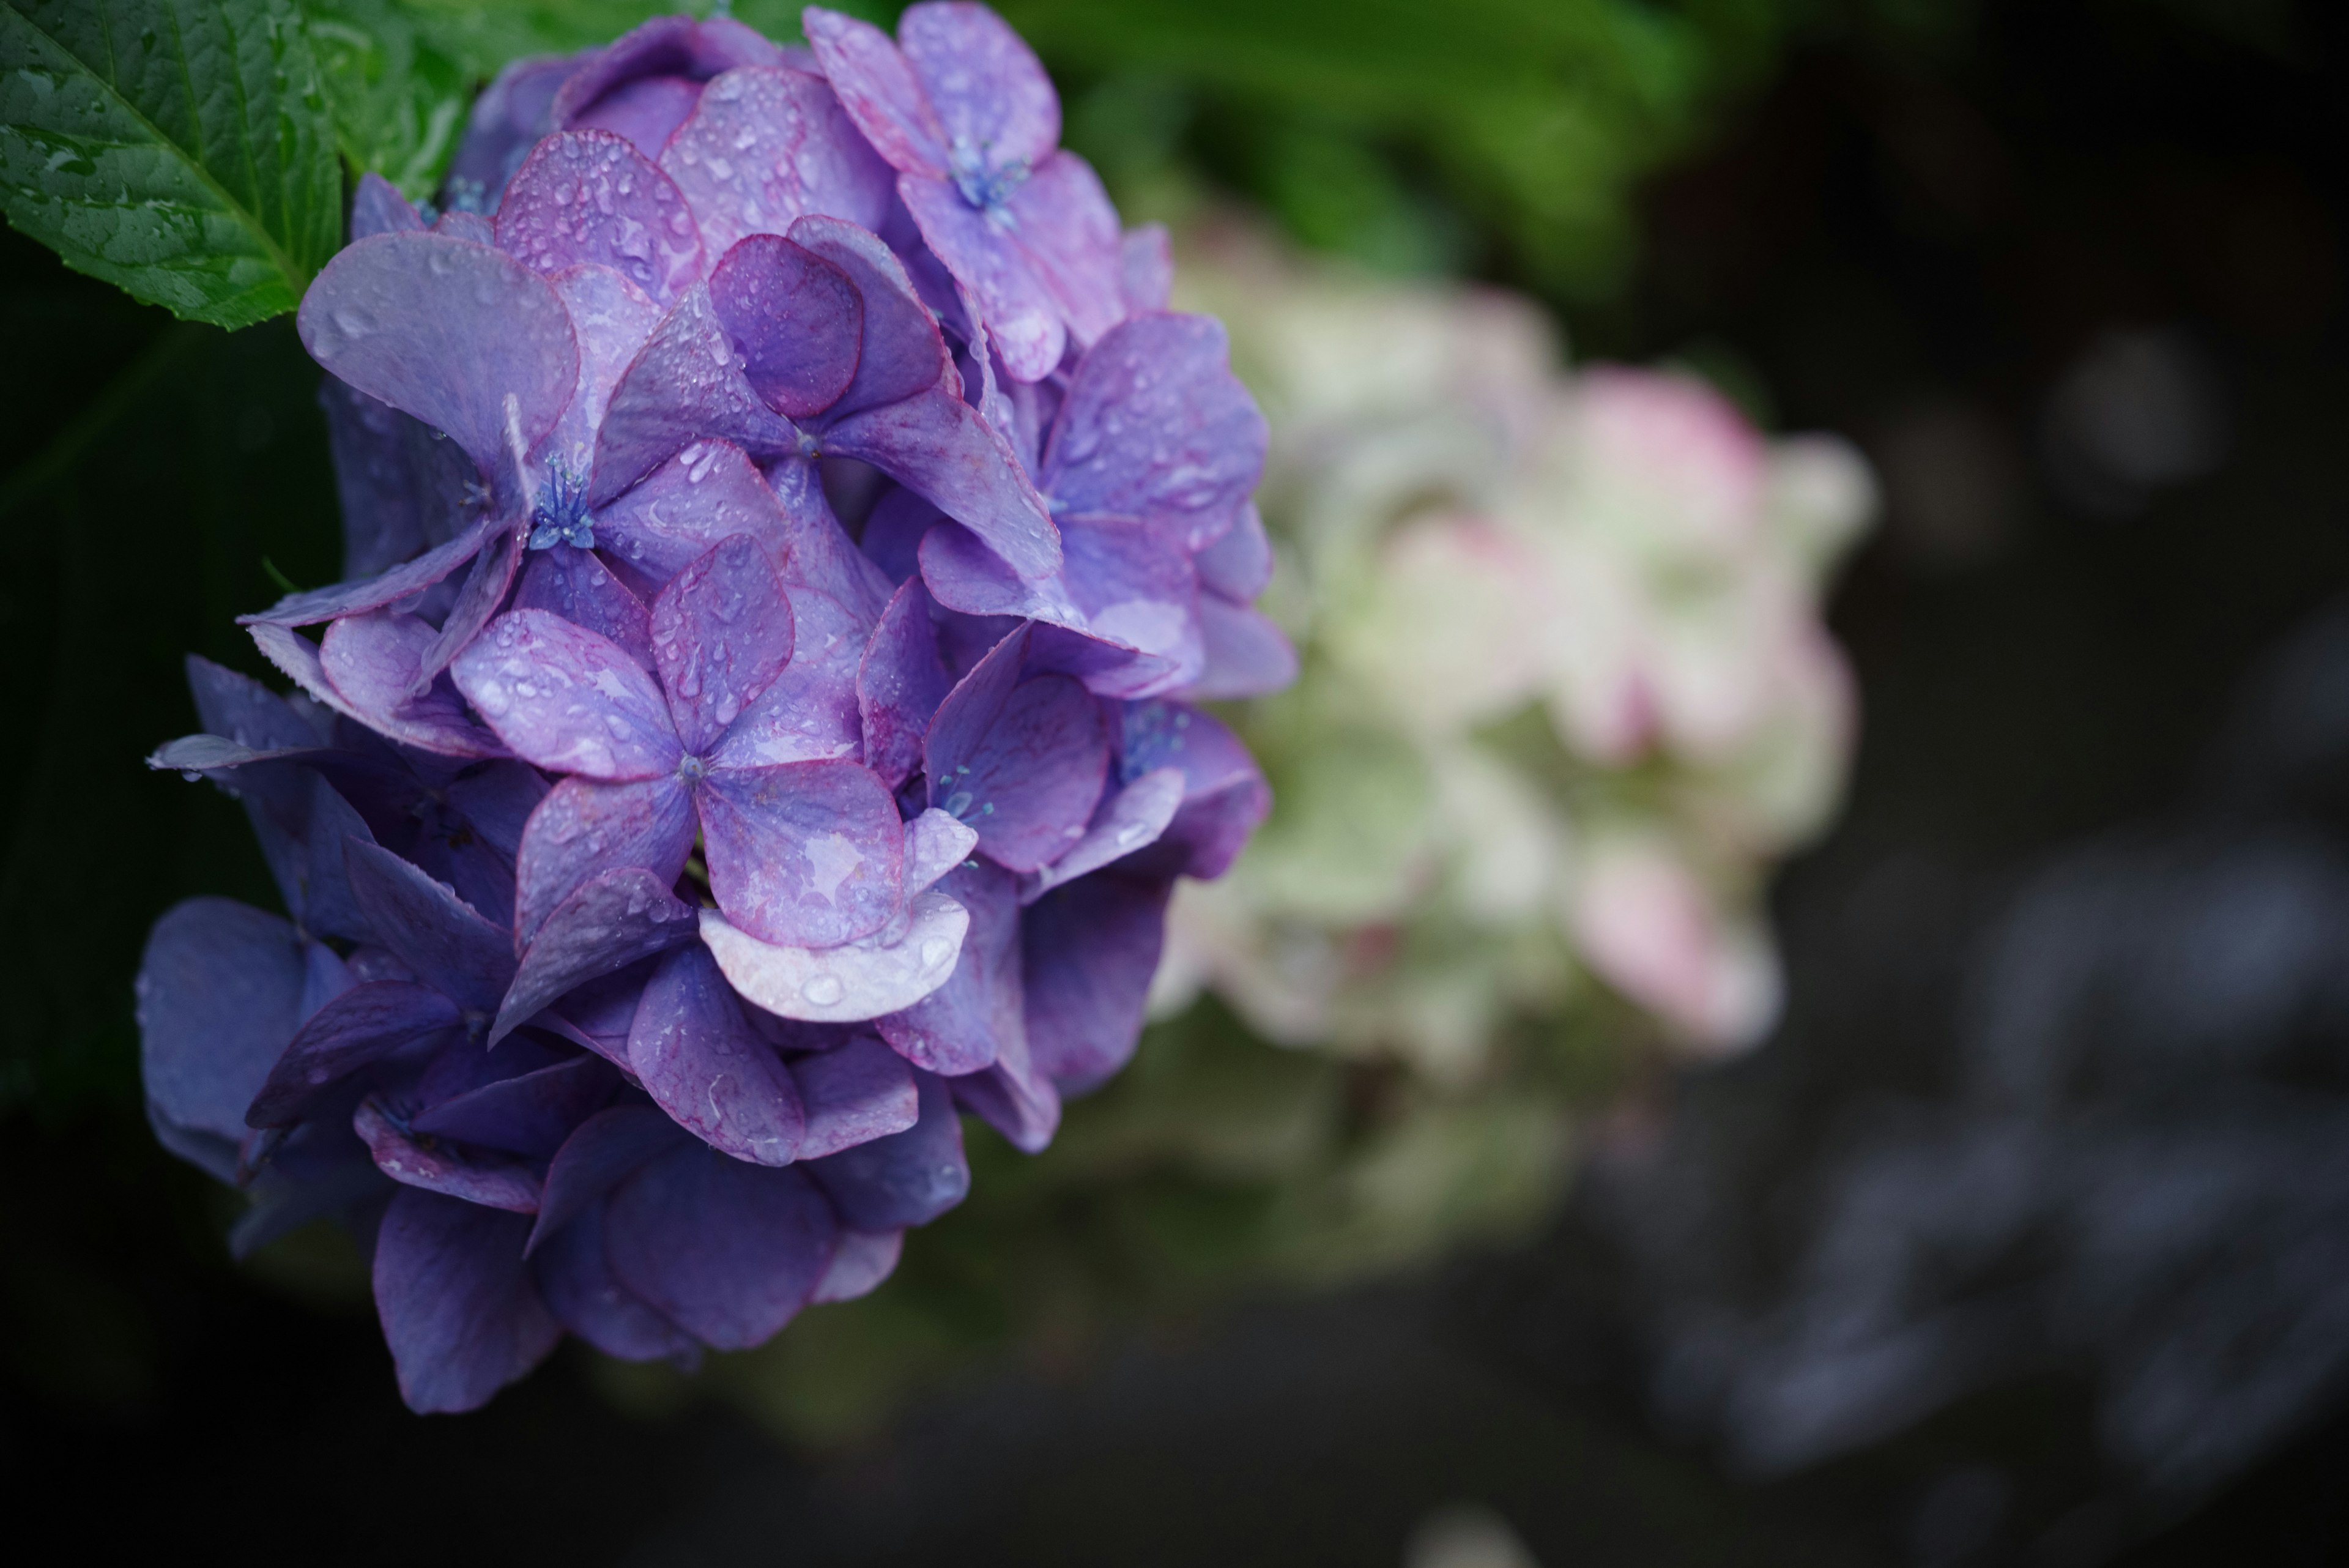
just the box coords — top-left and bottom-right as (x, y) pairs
(136, 5), (1287, 1413)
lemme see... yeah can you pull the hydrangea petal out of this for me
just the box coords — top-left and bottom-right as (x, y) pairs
(319, 611), (510, 758)
(770, 462), (898, 628)
(351, 172), (423, 239)
(801, 6), (949, 177)
(1182, 596), (1299, 701)
(530, 1104), (692, 1253)
(136, 899), (310, 1145)
(1004, 151), (1125, 350)
(1115, 700), (1272, 882)
(903, 808), (978, 897)
(343, 839), (519, 1012)
(297, 232), (579, 481)
(629, 945), (807, 1166)
(533, 1203), (700, 1361)
(545, 263), (664, 467)
(662, 66), (894, 256)
(898, 1), (1059, 171)
(592, 283), (804, 508)
(937, 672), (1108, 872)
(513, 546), (655, 671)
(1022, 870), (1171, 1093)
(445, 763), (551, 862)
(453, 609), (681, 781)
(186, 653), (322, 751)
(317, 379), (481, 581)
(447, 53), (579, 206)
(593, 440), (789, 592)
(697, 759), (905, 947)
(856, 576), (951, 787)
(710, 584), (867, 767)
(554, 14), (784, 150)
(374, 1189), (560, 1414)
(698, 893), (967, 1022)
(651, 537), (796, 756)
(793, 1033), (918, 1158)
(497, 131), (705, 307)
(1018, 765), (1184, 903)
(807, 1068), (969, 1229)
(412, 525), (528, 697)
(356, 1096), (543, 1213)
(246, 981), (461, 1128)
(787, 215), (951, 414)
(896, 171), (1061, 382)
(513, 775), (699, 951)
(948, 1016), (1059, 1153)
(1194, 500), (1272, 600)
(1119, 223), (1172, 313)
(411, 1055), (620, 1159)
(809, 1228), (902, 1304)
(238, 513), (499, 629)
(604, 1142), (836, 1349)
(706, 232), (863, 420)
(919, 516), (1200, 695)
(875, 862), (1019, 1075)
(494, 868), (699, 1043)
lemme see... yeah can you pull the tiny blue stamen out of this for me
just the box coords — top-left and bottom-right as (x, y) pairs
(677, 754), (708, 785)
(949, 138), (1030, 217)
(528, 463), (596, 551)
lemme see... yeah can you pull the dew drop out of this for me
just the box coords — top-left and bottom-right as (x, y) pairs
(800, 973), (845, 1006)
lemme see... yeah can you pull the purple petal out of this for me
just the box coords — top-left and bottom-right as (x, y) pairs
(948, 1019), (1060, 1154)
(809, 1228), (901, 1304)
(904, 808), (978, 896)
(446, 762), (549, 861)
(710, 582), (867, 767)
(1042, 313), (1266, 547)
(920, 619), (1024, 779)
(792, 1033), (918, 1158)
(453, 609), (681, 780)
(434, 209), (495, 244)
(351, 171), (423, 239)
(629, 945), (806, 1165)
(356, 1096), (543, 1213)
(317, 611), (510, 757)
(343, 839), (519, 1011)
(662, 66), (895, 257)
(246, 981), (461, 1128)
(651, 537), (796, 755)
(447, 53), (580, 206)
(554, 15), (783, 154)
(513, 776), (698, 950)
(707, 232), (863, 420)
(533, 1202), (699, 1361)
(811, 1065), (969, 1228)
(787, 215), (952, 415)
(1194, 500), (1272, 601)
(591, 283), (804, 508)
(898, 1), (1059, 170)
(897, 171), (1061, 382)
(697, 759), (904, 947)
(1022, 870), (1171, 1093)
(941, 672), (1110, 872)
(874, 861), (1018, 1076)
(137, 899), (310, 1145)
(1180, 596), (1298, 701)
(411, 1055), (619, 1159)
(238, 513), (498, 629)
(856, 576), (951, 787)
(697, 892), (966, 1022)
(858, 480), (943, 587)
(514, 544), (655, 670)
(187, 652), (322, 750)
(801, 6), (948, 176)
(604, 1142), (837, 1350)
(317, 378), (476, 581)
(494, 868), (699, 1042)
(411, 519), (528, 696)
(1120, 223), (1172, 313)
(530, 1103), (692, 1252)
(830, 388), (1059, 582)
(593, 439), (790, 592)
(919, 516), (1200, 696)
(373, 1189), (560, 1413)
(1004, 151), (1125, 351)
(544, 263), (665, 466)
(296, 232), (579, 482)
(770, 459), (898, 628)
(1018, 765), (1184, 903)
(496, 130), (704, 306)
(1115, 700), (1272, 882)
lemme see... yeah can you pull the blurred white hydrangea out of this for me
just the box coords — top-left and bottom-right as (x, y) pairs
(1157, 219), (1876, 1082)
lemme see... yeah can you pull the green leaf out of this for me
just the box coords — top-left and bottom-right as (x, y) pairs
(300, 0), (471, 201)
(0, 0), (343, 328)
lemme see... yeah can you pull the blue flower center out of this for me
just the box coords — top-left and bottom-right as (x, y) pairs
(949, 138), (1030, 219)
(527, 464), (595, 551)
(677, 754), (708, 786)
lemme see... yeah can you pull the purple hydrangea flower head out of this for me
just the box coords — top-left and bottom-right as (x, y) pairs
(137, 6), (1287, 1413)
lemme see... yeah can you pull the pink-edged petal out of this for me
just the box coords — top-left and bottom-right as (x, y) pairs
(948, 1012), (1059, 1153)
(514, 545), (655, 670)
(920, 617), (1022, 775)
(920, 516), (1201, 696)
(1023, 870), (1173, 1094)
(1005, 150), (1125, 349)
(357, 1096), (543, 1213)
(351, 171), (423, 239)
(710, 582), (866, 767)
(697, 759), (905, 948)
(809, 1228), (901, 1304)
(629, 945), (806, 1165)
(874, 861), (1018, 1075)
(493, 868), (699, 1042)
(496, 130), (704, 307)
(604, 1141), (837, 1350)
(706, 232), (863, 420)
(412, 1055), (620, 1159)
(1180, 596), (1298, 701)
(808, 1066), (968, 1228)
(899, 1), (1059, 170)
(311, 611), (510, 757)
(1017, 765), (1183, 904)
(1120, 223), (1171, 313)
(856, 576), (951, 787)
(792, 1033), (918, 1159)
(513, 776), (699, 951)
(452, 608), (681, 780)
(245, 981), (460, 1128)
(591, 283), (804, 508)
(1195, 500), (1272, 600)
(897, 171), (1061, 381)
(343, 839), (518, 1011)
(946, 672), (1110, 872)
(651, 537), (796, 755)
(824, 388), (1058, 581)
(434, 209), (494, 244)
(533, 1203), (699, 1362)
(698, 893), (966, 1022)
(555, 14), (784, 155)
(801, 6), (949, 176)
(904, 808), (978, 897)
(593, 440), (790, 592)
(529, 1103), (692, 1252)
(410, 524), (527, 697)
(238, 513), (499, 628)
(544, 263), (664, 467)
(1042, 313), (1266, 546)
(662, 65), (894, 258)
(770, 461), (897, 629)
(1115, 700), (1272, 882)
(787, 215), (954, 414)
(297, 232), (579, 481)
(374, 1189), (560, 1413)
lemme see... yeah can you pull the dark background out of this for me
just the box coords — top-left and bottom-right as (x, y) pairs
(4, 1), (2346, 1561)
